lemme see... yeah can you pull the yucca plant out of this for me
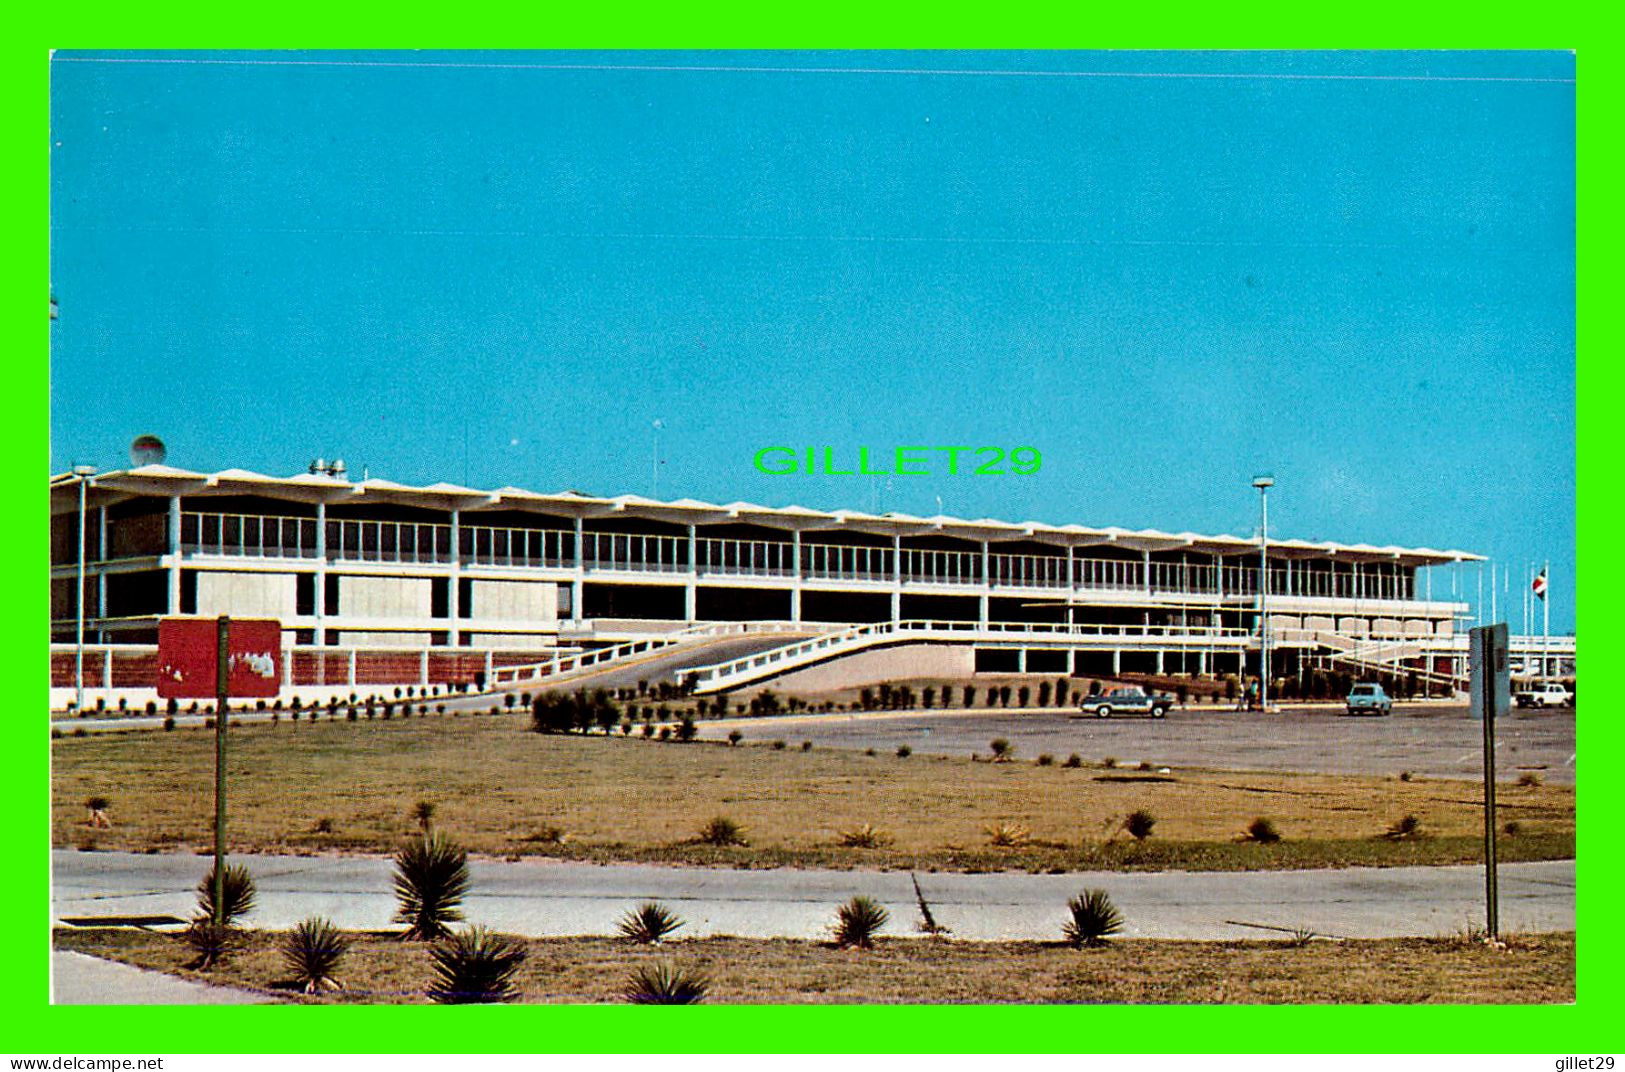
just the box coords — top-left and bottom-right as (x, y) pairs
(623, 961), (710, 1004)
(183, 918), (235, 970)
(984, 821), (1030, 848)
(412, 800), (436, 832)
(838, 823), (891, 848)
(1062, 889), (1124, 948)
(618, 901), (685, 944)
(1245, 817), (1282, 844)
(832, 895), (889, 949)
(1124, 809), (1157, 841)
(282, 916), (350, 993)
(196, 862), (257, 926)
(393, 831), (470, 940)
(426, 926), (527, 1004)
(696, 816), (747, 846)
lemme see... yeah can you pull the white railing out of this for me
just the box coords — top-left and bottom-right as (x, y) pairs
(676, 618), (1255, 693)
(487, 620), (807, 689)
(175, 510), (1426, 604)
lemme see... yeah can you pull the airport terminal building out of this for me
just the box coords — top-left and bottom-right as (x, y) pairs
(48, 464), (1574, 702)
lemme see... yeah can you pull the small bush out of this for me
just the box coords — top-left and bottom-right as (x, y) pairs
(1503, 820), (1523, 836)
(196, 863), (257, 926)
(1517, 771), (1543, 787)
(1244, 817), (1281, 844)
(895, 745), (912, 758)
(727, 729), (743, 746)
(1103, 756), (1118, 770)
(623, 962), (709, 1004)
(984, 821), (1030, 848)
(617, 901), (685, 944)
(771, 739), (786, 750)
(282, 917), (349, 993)
(392, 832), (470, 940)
(989, 738), (1013, 762)
(1387, 814), (1424, 839)
(1063, 754), (1082, 769)
(1398, 770), (1413, 782)
(697, 816), (747, 846)
(162, 716), (176, 731)
(832, 895), (889, 949)
(1062, 889), (1124, 948)
(837, 823), (891, 848)
(312, 817), (335, 834)
(426, 926), (526, 1004)
(801, 740), (813, 752)
(412, 800), (436, 832)
(1124, 810), (1156, 841)
(1036, 753), (1054, 767)
(183, 918), (235, 970)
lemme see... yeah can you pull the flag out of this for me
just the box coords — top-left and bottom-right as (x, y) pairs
(1532, 568), (1547, 601)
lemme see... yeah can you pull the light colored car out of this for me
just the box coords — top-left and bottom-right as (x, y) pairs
(1344, 683), (1392, 716)
(1515, 682), (1573, 708)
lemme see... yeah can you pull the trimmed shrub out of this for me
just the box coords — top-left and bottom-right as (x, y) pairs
(895, 745), (912, 758)
(1124, 810), (1156, 840)
(989, 738), (1013, 762)
(1245, 817), (1281, 844)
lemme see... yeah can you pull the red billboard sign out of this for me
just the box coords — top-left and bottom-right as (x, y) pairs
(157, 617), (283, 699)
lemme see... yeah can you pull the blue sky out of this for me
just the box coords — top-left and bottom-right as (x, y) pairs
(48, 50), (1575, 630)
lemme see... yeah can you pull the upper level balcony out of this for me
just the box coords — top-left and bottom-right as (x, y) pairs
(163, 510), (1424, 604)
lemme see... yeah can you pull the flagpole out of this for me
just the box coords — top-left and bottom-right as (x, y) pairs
(1490, 561), (1497, 625)
(1542, 559), (1550, 677)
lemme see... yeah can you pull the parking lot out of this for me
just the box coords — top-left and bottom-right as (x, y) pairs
(701, 704), (1576, 784)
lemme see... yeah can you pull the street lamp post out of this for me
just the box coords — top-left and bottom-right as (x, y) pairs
(71, 465), (98, 713)
(1252, 474), (1274, 712)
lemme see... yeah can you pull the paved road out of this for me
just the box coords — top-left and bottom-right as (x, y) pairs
(54, 850), (1573, 942)
(698, 705), (1577, 784)
(52, 949), (266, 1005)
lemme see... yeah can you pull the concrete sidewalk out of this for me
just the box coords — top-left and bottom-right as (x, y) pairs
(52, 949), (268, 1005)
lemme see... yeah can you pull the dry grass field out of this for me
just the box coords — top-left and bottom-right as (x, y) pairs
(51, 711), (1574, 872)
(55, 926), (1575, 1004)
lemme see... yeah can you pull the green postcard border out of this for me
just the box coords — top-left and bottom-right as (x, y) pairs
(12, 3), (1605, 1054)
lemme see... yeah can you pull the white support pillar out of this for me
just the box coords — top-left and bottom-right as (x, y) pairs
(1215, 552), (1225, 598)
(1155, 649), (1164, 675)
(1111, 649), (1121, 675)
(484, 649), (495, 686)
(1142, 549), (1151, 592)
(166, 496), (181, 616)
(979, 541), (991, 626)
(1198, 649), (1209, 676)
(347, 649), (357, 688)
(282, 647), (293, 689)
(685, 523), (698, 622)
(790, 530), (802, 624)
(420, 649), (429, 687)
(102, 649), (112, 691)
(891, 534), (902, 624)
(1016, 648), (1027, 673)
(572, 517), (586, 625)
(314, 500), (328, 646)
(449, 509), (463, 645)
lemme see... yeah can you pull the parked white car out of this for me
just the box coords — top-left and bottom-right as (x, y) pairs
(1515, 682), (1573, 708)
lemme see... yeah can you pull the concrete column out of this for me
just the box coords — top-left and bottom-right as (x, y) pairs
(484, 649), (495, 685)
(1215, 553), (1225, 598)
(166, 496), (181, 616)
(685, 524), (698, 623)
(979, 540), (991, 626)
(1142, 549), (1151, 592)
(282, 646), (293, 689)
(790, 529), (802, 624)
(1155, 649), (1164, 674)
(1112, 649), (1121, 675)
(891, 534), (902, 624)
(347, 649), (357, 687)
(572, 517), (585, 625)
(314, 501), (328, 645)
(1198, 649), (1208, 675)
(448, 509), (462, 645)
(1017, 648), (1027, 673)
(420, 649), (429, 687)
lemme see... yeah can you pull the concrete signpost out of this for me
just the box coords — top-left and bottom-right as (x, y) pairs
(157, 616), (282, 924)
(1469, 623), (1511, 938)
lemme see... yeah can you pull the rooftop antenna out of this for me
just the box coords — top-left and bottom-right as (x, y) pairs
(651, 419), (664, 499)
